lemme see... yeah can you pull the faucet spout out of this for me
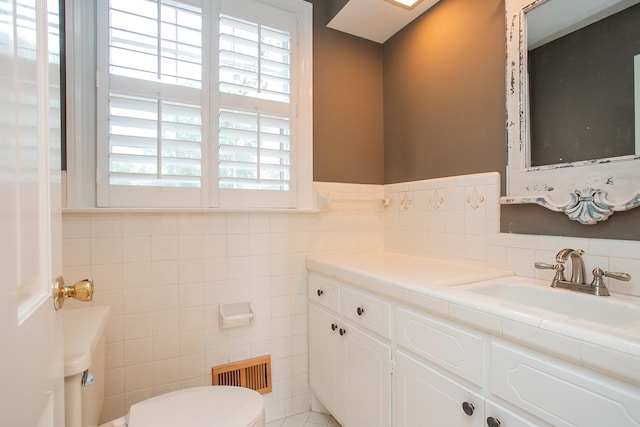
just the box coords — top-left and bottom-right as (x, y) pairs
(555, 248), (586, 285)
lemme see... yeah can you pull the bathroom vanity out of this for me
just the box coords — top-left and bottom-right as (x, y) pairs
(306, 252), (640, 427)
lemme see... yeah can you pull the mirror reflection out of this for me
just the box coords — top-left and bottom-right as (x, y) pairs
(525, 0), (640, 167)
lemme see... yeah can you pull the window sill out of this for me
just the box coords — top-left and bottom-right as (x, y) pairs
(61, 207), (320, 214)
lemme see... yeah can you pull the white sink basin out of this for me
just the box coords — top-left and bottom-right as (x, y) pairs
(465, 279), (640, 327)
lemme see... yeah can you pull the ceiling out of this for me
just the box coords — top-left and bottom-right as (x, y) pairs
(327, 0), (440, 43)
(527, 0), (639, 49)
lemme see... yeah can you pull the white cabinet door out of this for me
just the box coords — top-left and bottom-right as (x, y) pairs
(309, 303), (342, 419)
(342, 321), (391, 427)
(309, 302), (392, 427)
(491, 343), (640, 426)
(394, 351), (484, 427)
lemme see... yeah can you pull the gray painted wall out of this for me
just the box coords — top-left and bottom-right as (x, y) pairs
(311, 0), (385, 184)
(310, 0), (640, 240)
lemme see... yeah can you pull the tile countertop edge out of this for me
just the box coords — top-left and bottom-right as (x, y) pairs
(305, 252), (640, 387)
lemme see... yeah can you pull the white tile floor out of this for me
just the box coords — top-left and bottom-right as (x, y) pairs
(266, 411), (341, 427)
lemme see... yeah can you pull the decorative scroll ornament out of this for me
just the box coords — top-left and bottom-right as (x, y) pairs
(559, 189), (616, 225)
(501, 188), (640, 225)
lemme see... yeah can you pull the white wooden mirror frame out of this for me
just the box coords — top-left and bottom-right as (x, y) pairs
(503, 0), (640, 224)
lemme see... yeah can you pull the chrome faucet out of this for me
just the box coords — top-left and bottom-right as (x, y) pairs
(554, 248), (586, 285)
(535, 248), (631, 296)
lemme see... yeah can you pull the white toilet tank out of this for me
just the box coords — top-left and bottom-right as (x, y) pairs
(63, 306), (110, 427)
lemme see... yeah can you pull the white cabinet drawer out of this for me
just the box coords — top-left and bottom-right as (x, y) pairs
(308, 274), (340, 312)
(395, 307), (483, 386)
(394, 350), (484, 427)
(491, 343), (640, 427)
(485, 400), (548, 427)
(341, 287), (391, 339)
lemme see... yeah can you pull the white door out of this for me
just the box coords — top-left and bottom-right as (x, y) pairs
(0, 0), (65, 426)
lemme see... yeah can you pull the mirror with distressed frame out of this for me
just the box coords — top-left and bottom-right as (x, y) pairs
(503, 0), (640, 224)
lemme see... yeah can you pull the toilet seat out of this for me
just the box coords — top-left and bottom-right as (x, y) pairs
(127, 386), (265, 427)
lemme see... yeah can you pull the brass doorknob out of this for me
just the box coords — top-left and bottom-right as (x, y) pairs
(53, 277), (94, 310)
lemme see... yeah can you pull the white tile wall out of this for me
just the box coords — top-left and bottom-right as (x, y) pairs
(383, 172), (640, 297)
(62, 175), (640, 423)
(385, 172), (500, 264)
(62, 182), (384, 424)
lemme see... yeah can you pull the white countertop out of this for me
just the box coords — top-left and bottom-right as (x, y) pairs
(306, 251), (640, 386)
(306, 251), (513, 289)
(63, 305), (110, 377)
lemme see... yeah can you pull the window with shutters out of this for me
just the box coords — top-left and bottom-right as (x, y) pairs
(94, 0), (312, 209)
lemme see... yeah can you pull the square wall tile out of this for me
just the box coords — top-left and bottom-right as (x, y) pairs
(153, 357), (181, 386)
(150, 214), (178, 236)
(121, 214), (150, 237)
(122, 262), (151, 289)
(124, 338), (153, 366)
(153, 310), (179, 336)
(63, 214), (91, 238)
(91, 263), (123, 291)
(124, 363), (154, 392)
(123, 313), (152, 340)
(91, 215), (122, 238)
(106, 341), (124, 369)
(122, 236), (151, 262)
(63, 238), (91, 267)
(150, 236), (178, 261)
(152, 333), (180, 361)
(178, 213), (203, 235)
(180, 353), (206, 379)
(91, 237), (122, 264)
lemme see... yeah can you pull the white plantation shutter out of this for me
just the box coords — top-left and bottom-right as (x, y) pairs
(218, 108), (290, 190)
(94, 0), (311, 209)
(216, 0), (298, 208)
(107, 93), (202, 187)
(218, 14), (291, 103)
(97, 0), (204, 207)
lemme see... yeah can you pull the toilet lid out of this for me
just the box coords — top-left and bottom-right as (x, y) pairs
(127, 386), (264, 427)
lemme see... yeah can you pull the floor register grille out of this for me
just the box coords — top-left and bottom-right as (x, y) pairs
(212, 355), (272, 394)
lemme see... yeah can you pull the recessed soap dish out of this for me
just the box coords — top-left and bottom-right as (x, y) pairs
(219, 302), (255, 329)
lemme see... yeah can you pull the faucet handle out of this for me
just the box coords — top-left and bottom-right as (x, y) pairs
(534, 262), (555, 270)
(535, 261), (566, 286)
(603, 270), (632, 282)
(591, 267), (632, 281)
(589, 268), (631, 296)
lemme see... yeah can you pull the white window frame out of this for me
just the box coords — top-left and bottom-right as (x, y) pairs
(64, 0), (312, 210)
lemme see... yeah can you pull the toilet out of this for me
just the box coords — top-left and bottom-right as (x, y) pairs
(64, 306), (265, 427)
(124, 385), (264, 427)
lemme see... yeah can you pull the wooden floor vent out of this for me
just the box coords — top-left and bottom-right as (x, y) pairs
(212, 355), (272, 394)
